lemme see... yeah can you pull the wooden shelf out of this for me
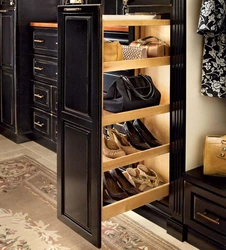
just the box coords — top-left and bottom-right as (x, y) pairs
(103, 15), (170, 27)
(102, 183), (169, 221)
(102, 104), (170, 127)
(102, 144), (170, 171)
(103, 56), (170, 72)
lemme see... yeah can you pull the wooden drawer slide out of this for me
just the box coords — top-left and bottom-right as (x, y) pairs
(102, 183), (169, 221)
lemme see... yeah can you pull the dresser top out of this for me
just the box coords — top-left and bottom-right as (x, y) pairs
(30, 22), (57, 28)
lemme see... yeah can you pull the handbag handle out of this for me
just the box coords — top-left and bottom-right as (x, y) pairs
(122, 74), (155, 100)
(137, 36), (168, 46)
(137, 36), (161, 44)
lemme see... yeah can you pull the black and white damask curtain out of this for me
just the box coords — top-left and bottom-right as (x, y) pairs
(197, 0), (226, 98)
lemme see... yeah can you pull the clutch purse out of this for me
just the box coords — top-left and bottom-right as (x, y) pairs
(122, 45), (147, 60)
(203, 135), (226, 176)
(103, 40), (123, 62)
(129, 36), (170, 57)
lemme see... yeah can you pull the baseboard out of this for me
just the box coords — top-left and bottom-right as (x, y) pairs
(187, 228), (226, 250)
(133, 202), (170, 230)
(167, 217), (187, 242)
(134, 202), (186, 243)
(0, 127), (31, 144)
(28, 132), (57, 152)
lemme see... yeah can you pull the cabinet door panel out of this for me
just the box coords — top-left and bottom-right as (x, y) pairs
(1, 71), (15, 129)
(57, 5), (102, 248)
(2, 11), (14, 68)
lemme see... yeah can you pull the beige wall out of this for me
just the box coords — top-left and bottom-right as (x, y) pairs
(186, 0), (226, 170)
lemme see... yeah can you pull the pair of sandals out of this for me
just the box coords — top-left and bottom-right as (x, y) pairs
(122, 164), (163, 191)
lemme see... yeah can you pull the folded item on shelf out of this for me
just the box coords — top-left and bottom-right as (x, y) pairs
(103, 39), (123, 62)
(129, 36), (170, 57)
(122, 45), (147, 60)
(103, 73), (161, 113)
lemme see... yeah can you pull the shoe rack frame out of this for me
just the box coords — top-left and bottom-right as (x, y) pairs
(102, 15), (171, 221)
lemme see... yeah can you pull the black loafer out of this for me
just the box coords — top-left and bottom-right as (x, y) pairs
(133, 119), (162, 147)
(122, 121), (150, 150)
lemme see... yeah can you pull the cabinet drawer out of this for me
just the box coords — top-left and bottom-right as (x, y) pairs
(33, 109), (51, 139)
(33, 28), (58, 56)
(184, 181), (226, 244)
(33, 55), (57, 85)
(33, 81), (51, 112)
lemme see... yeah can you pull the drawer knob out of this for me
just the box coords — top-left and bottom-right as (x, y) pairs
(56, 42), (58, 45)
(34, 94), (44, 99)
(34, 39), (44, 43)
(34, 121), (44, 127)
(34, 66), (43, 71)
(197, 212), (220, 225)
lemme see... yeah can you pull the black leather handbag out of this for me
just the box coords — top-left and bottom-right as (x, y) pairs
(103, 74), (161, 113)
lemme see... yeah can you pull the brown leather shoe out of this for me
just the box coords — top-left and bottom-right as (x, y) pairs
(103, 171), (129, 201)
(102, 135), (126, 159)
(110, 168), (140, 196)
(109, 128), (140, 155)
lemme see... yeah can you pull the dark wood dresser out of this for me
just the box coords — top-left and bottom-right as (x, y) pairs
(184, 166), (226, 250)
(30, 22), (58, 151)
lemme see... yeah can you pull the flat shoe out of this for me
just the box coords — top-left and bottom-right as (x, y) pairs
(126, 167), (154, 191)
(137, 164), (161, 187)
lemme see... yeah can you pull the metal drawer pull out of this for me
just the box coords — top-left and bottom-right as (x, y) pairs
(34, 66), (43, 71)
(34, 39), (44, 43)
(34, 121), (44, 127)
(0, 10), (8, 12)
(56, 42), (58, 45)
(197, 212), (220, 225)
(34, 94), (44, 99)
(63, 8), (82, 11)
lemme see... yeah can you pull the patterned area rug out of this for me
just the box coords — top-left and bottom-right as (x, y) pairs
(0, 155), (180, 250)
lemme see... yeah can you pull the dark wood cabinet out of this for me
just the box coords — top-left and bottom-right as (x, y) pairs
(0, 9), (15, 131)
(0, 0), (63, 143)
(31, 25), (58, 151)
(184, 167), (226, 250)
(57, 2), (186, 248)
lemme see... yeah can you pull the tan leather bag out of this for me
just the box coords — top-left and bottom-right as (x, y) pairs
(203, 135), (226, 176)
(129, 36), (170, 57)
(103, 40), (123, 62)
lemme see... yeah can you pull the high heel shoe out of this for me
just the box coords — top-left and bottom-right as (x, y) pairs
(102, 135), (126, 159)
(108, 128), (139, 155)
(103, 188), (116, 205)
(109, 168), (140, 196)
(133, 119), (162, 147)
(103, 171), (129, 201)
(122, 121), (150, 150)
